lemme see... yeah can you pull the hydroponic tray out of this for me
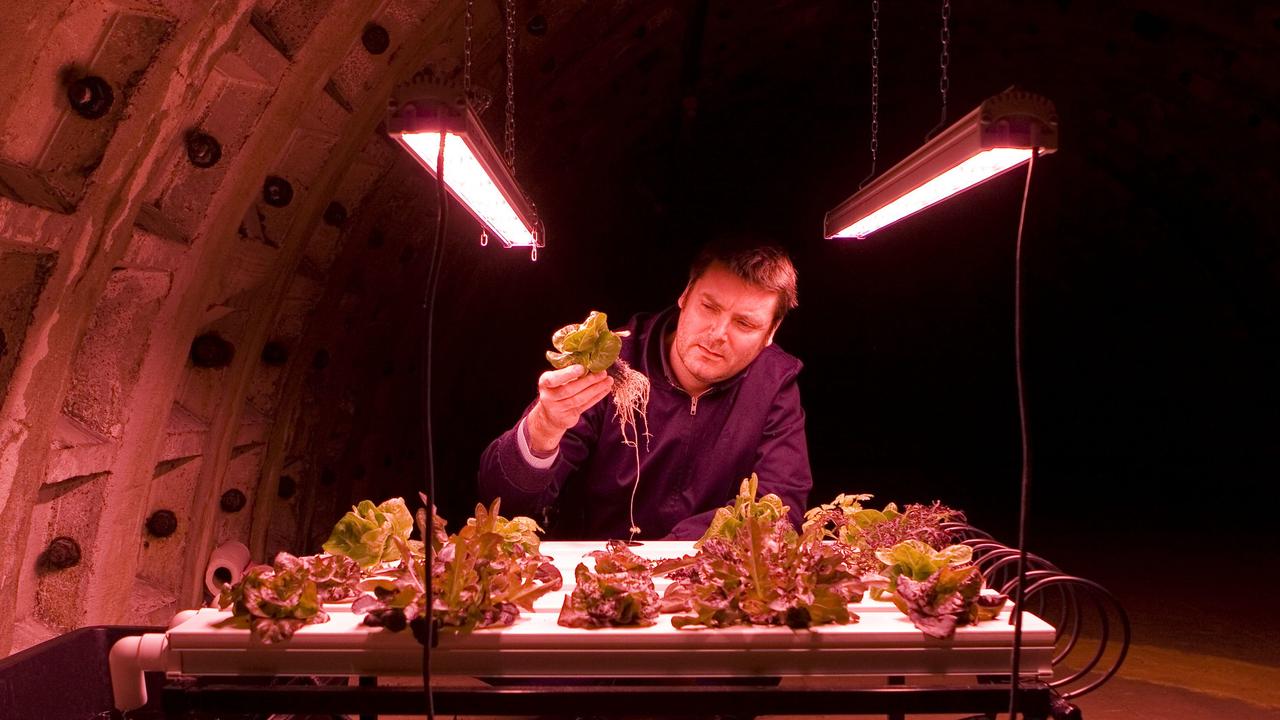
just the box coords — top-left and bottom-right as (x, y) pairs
(110, 541), (1054, 712)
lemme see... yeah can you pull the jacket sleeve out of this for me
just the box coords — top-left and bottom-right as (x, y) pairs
(666, 368), (814, 539)
(477, 400), (603, 520)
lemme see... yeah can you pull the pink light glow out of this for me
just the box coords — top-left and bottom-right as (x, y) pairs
(400, 132), (538, 248)
(833, 148), (1033, 238)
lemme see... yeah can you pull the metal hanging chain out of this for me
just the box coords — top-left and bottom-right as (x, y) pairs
(939, 0), (950, 122)
(503, 0), (517, 171)
(926, 0), (952, 140)
(463, 0), (474, 99)
(859, 0), (880, 188)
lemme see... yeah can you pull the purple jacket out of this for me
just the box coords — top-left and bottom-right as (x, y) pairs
(477, 307), (813, 540)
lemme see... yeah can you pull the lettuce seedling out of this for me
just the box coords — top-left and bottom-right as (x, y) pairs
(546, 310), (651, 536)
(558, 562), (661, 628)
(217, 552), (331, 643)
(666, 475), (866, 630)
(804, 495), (964, 576)
(434, 499), (563, 630)
(874, 539), (973, 592)
(892, 564), (1007, 639)
(280, 552), (362, 603)
(358, 497), (563, 636)
(697, 473), (789, 549)
(872, 539), (1006, 639)
(355, 502), (447, 633)
(323, 497), (416, 569)
(546, 310), (624, 373)
(557, 540), (694, 628)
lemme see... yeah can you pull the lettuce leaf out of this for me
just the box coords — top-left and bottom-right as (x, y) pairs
(557, 540), (696, 628)
(697, 474), (789, 549)
(875, 539), (973, 590)
(669, 475), (865, 630)
(804, 495), (964, 577)
(217, 552), (330, 643)
(358, 497), (562, 636)
(545, 310), (624, 373)
(558, 562), (660, 628)
(867, 539), (1006, 639)
(891, 564), (1007, 639)
(322, 497), (415, 569)
(275, 552), (362, 603)
(434, 498), (563, 630)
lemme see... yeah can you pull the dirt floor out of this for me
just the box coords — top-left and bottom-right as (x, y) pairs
(1009, 526), (1279, 719)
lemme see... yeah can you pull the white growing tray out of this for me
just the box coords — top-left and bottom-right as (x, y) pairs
(110, 541), (1055, 710)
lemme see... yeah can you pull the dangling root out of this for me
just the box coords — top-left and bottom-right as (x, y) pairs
(608, 360), (651, 451)
(608, 359), (651, 541)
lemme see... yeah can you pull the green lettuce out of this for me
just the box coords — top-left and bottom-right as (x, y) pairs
(464, 508), (542, 555)
(322, 497), (415, 569)
(434, 499), (562, 630)
(874, 539), (973, 591)
(696, 473), (788, 549)
(545, 310), (623, 373)
(358, 498), (563, 636)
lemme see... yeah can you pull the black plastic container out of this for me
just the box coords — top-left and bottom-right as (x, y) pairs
(0, 625), (163, 719)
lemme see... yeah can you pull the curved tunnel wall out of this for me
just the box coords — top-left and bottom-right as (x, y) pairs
(0, 0), (472, 654)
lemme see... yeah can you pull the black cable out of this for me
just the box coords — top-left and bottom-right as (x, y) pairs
(420, 131), (449, 720)
(1007, 147), (1039, 718)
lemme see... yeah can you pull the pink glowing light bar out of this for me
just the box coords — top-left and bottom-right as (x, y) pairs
(388, 98), (543, 252)
(825, 89), (1058, 239)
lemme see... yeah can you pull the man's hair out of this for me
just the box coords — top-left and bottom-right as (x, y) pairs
(687, 238), (799, 325)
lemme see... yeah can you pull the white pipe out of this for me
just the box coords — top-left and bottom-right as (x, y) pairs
(109, 632), (169, 712)
(204, 540), (251, 598)
(169, 609), (199, 628)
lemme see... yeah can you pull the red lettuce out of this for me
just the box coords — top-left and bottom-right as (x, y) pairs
(871, 540), (1007, 639)
(558, 562), (660, 628)
(217, 553), (331, 643)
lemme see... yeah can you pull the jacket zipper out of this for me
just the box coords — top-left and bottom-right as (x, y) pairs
(671, 375), (710, 415)
(689, 388), (712, 415)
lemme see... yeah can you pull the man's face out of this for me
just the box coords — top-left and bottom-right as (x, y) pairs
(672, 261), (780, 391)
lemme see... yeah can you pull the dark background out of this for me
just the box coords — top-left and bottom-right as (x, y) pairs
(386, 1), (1277, 560)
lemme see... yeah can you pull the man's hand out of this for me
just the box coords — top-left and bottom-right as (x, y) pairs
(526, 365), (613, 453)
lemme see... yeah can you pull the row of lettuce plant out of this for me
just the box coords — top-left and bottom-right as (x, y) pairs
(218, 480), (1006, 643)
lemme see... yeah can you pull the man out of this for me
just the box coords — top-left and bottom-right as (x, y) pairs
(478, 240), (812, 540)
